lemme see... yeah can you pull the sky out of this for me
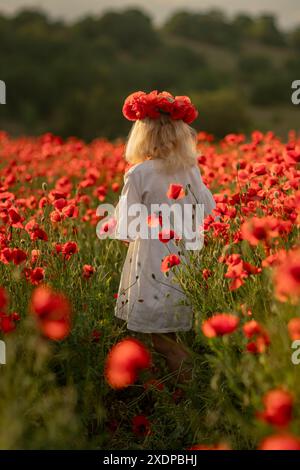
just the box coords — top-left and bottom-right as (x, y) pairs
(0, 0), (299, 28)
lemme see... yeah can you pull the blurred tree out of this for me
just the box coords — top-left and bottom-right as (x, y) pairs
(0, 7), (297, 140)
(232, 14), (255, 39)
(72, 16), (102, 41)
(248, 15), (286, 46)
(192, 90), (251, 138)
(238, 54), (274, 79)
(145, 44), (207, 91)
(97, 9), (160, 55)
(251, 73), (291, 105)
(164, 10), (239, 48)
(12, 9), (49, 28)
(164, 11), (199, 39)
(285, 57), (300, 76)
(290, 27), (300, 50)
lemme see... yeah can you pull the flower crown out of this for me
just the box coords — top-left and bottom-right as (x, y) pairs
(122, 90), (198, 124)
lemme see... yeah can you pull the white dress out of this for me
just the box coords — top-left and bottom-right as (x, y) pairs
(113, 159), (216, 333)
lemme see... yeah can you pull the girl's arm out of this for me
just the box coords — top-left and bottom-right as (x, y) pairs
(113, 170), (142, 242)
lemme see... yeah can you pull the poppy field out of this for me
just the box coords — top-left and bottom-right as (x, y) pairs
(0, 129), (299, 450)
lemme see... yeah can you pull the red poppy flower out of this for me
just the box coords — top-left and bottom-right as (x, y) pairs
(257, 389), (293, 427)
(241, 217), (276, 246)
(123, 91), (198, 123)
(202, 269), (212, 280)
(166, 184), (185, 200)
(223, 253), (261, 291)
(61, 241), (78, 260)
(158, 229), (180, 243)
(156, 91), (175, 113)
(259, 434), (300, 450)
(91, 329), (101, 343)
(0, 287), (7, 310)
(253, 163), (267, 176)
(161, 254), (181, 273)
(53, 198), (67, 211)
(98, 217), (117, 236)
(105, 338), (151, 389)
(273, 249), (300, 303)
(246, 336), (270, 354)
(8, 208), (23, 228)
(0, 247), (13, 264)
(0, 313), (17, 334)
(111, 182), (120, 192)
(95, 185), (107, 201)
(12, 248), (27, 265)
(48, 189), (67, 202)
(243, 320), (270, 354)
(288, 318), (300, 340)
(202, 313), (239, 338)
(147, 213), (162, 228)
(62, 204), (78, 218)
(82, 264), (95, 279)
(123, 91), (148, 121)
(30, 285), (72, 341)
(243, 262), (262, 275)
(171, 95), (198, 123)
(50, 210), (63, 223)
(243, 320), (264, 338)
(31, 267), (45, 285)
(132, 415), (151, 437)
(31, 227), (48, 241)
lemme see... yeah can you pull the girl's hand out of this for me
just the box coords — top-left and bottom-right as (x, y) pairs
(122, 241), (130, 247)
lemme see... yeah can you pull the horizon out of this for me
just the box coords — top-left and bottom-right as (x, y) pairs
(0, 0), (299, 29)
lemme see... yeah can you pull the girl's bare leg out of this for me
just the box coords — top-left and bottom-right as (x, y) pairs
(151, 333), (192, 382)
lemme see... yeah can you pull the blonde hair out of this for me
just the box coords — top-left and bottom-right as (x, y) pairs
(125, 115), (198, 173)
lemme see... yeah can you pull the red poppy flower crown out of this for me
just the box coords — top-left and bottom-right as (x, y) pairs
(122, 90), (198, 124)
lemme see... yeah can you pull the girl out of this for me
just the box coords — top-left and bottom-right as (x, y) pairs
(113, 91), (216, 381)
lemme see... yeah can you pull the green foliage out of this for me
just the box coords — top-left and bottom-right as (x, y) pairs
(163, 10), (240, 48)
(0, 322), (82, 449)
(192, 90), (251, 138)
(290, 26), (300, 50)
(97, 9), (160, 55)
(251, 73), (292, 106)
(164, 11), (287, 48)
(173, 225), (300, 449)
(238, 54), (274, 79)
(0, 133), (299, 449)
(246, 15), (286, 46)
(0, 8), (298, 139)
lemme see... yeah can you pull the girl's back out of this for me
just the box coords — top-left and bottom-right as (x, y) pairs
(113, 90), (215, 355)
(122, 158), (215, 221)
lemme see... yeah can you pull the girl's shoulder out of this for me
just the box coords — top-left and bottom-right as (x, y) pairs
(125, 161), (200, 180)
(125, 160), (154, 177)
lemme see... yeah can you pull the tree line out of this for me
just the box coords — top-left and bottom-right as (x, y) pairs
(0, 8), (299, 139)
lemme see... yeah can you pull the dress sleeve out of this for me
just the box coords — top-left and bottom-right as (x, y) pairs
(113, 170), (142, 242)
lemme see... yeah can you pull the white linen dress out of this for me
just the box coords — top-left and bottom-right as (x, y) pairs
(113, 159), (216, 333)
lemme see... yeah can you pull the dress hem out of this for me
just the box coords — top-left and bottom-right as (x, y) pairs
(115, 313), (192, 333)
(127, 328), (192, 333)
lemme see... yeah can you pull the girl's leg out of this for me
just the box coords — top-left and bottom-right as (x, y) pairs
(151, 333), (192, 382)
(120, 321), (192, 382)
